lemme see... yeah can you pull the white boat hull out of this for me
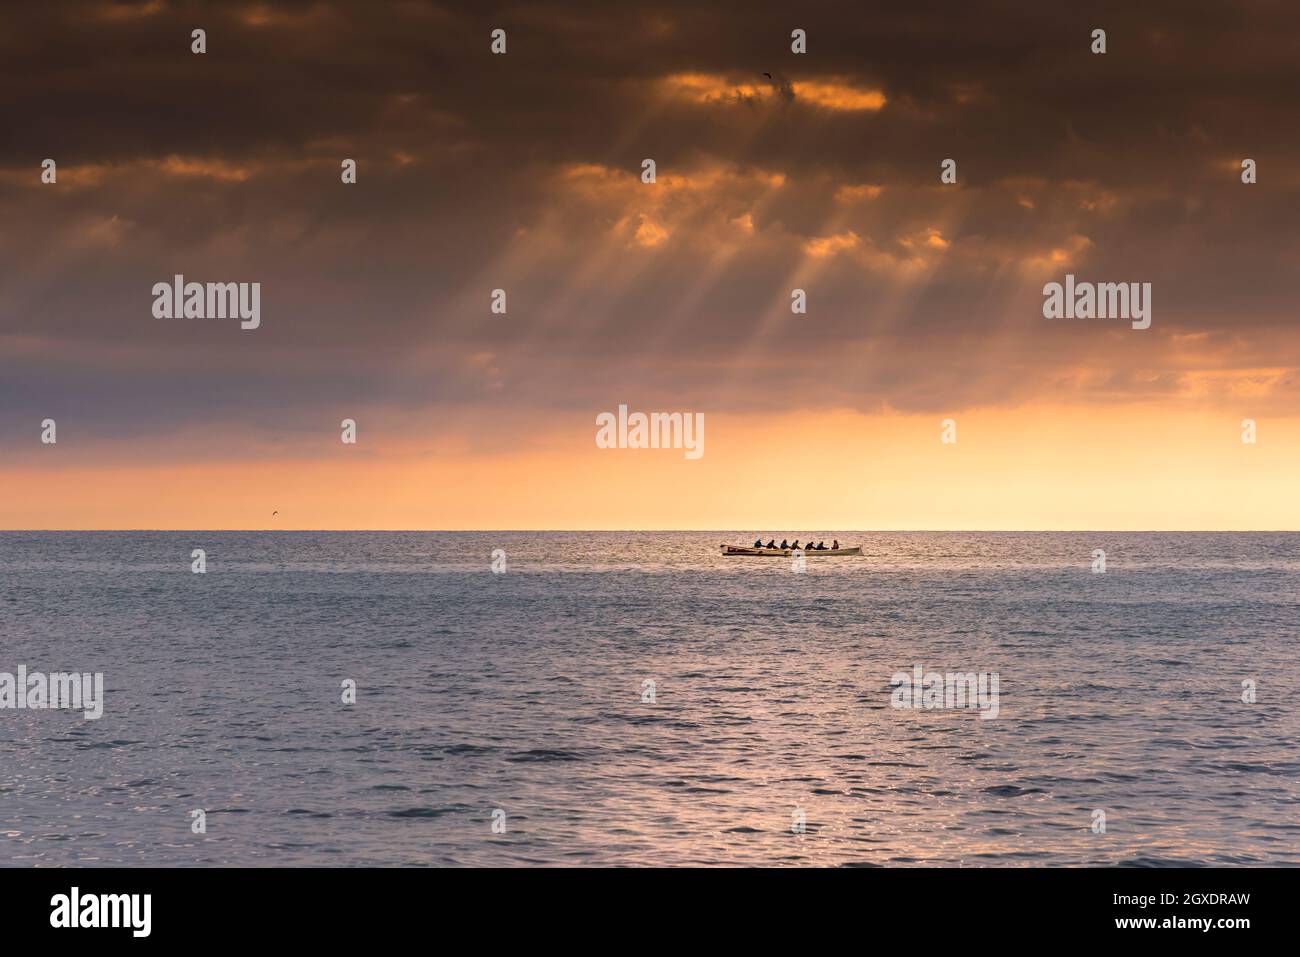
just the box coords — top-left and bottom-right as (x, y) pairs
(721, 545), (862, 557)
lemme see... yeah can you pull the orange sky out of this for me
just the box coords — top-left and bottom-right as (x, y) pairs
(8, 405), (1297, 529)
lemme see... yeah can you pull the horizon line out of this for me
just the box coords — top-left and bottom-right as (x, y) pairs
(4, 528), (1300, 534)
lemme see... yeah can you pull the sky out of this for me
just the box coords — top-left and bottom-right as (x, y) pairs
(2, 0), (1298, 529)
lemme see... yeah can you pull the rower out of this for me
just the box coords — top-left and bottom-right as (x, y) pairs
(765, 539), (776, 548)
(753, 537), (763, 547)
(780, 539), (789, 549)
(832, 539), (839, 550)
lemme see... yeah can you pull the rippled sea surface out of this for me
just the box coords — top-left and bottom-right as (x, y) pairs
(1, 531), (1298, 867)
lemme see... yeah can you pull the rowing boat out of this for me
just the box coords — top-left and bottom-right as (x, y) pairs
(720, 545), (862, 557)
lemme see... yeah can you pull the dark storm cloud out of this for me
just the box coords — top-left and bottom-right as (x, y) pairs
(7, 1), (1294, 174)
(2, 0), (1299, 446)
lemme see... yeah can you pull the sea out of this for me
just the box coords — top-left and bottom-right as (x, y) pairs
(1, 531), (1297, 867)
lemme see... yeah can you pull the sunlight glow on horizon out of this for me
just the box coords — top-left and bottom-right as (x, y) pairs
(6, 405), (1298, 531)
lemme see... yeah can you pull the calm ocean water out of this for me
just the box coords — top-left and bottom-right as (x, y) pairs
(1, 531), (1297, 867)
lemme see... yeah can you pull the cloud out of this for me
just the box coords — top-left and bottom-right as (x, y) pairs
(1, 0), (1299, 463)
